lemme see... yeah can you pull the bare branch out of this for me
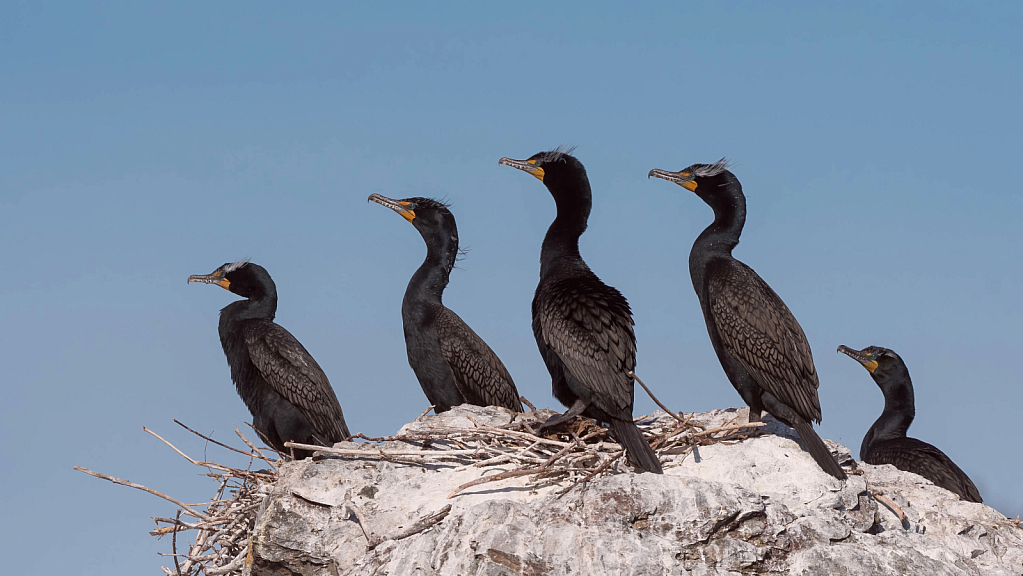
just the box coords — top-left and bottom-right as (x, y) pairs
(390, 505), (451, 541)
(344, 489), (379, 548)
(73, 466), (210, 521)
(448, 468), (545, 499)
(871, 489), (908, 524)
(628, 370), (687, 425)
(234, 424), (278, 472)
(174, 419), (261, 459)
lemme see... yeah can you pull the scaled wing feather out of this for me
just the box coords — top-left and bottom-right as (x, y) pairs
(535, 275), (636, 420)
(435, 308), (523, 411)
(707, 259), (822, 422)
(243, 321), (350, 442)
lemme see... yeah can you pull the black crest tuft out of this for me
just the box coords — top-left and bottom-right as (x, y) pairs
(405, 197), (452, 210)
(534, 145), (578, 164)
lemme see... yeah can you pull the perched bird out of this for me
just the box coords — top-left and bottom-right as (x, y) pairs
(500, 148), (662, 474)
(368, 194), (523, 413)
(188, 261), (350, 458)
(838, 345), (982, 502)
(649, 161), (846, 479)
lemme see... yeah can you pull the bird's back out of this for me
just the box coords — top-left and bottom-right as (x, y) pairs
(241, 319), (350, 443)
(435, 306), (522, 411)
(532, 268), (637, 421)
(865, 436), (981, 502)
(704, 257), (822, 422)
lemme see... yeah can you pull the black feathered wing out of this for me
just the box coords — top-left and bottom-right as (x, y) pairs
(706, 258), (822, 423)
(534, 274), (637, 420)
(435, 307), (523, 411)
(867, 437), (982, 503)
(243, 321), (350, 443)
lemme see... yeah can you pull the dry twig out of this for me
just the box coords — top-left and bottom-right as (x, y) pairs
(344, 489), (379, 547)
(390, 504), (452, 540)
(870, 489), (908, 524)
(73, 466), (211, 521)
(629, 370), (687, 424)
(76, 423), (278, 575)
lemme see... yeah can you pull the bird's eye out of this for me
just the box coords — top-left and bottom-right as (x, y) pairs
(869, 353), (877, 360)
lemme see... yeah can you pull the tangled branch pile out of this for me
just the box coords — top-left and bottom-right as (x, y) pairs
(75, 421), (282, 576)
(75, 382), (765, 575)
(286, 398), (765, 500)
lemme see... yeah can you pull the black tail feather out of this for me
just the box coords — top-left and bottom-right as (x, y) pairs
(792, 419), (847, 480)
(611, 418), (663, 474)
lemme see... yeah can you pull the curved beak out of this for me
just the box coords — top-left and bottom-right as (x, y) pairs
(368, 193), (416, 223)
(648, 168), (697, 192)
(499, 157), (545, 182)
(188, 272), (231, 290)
(837, 345), (878, 373)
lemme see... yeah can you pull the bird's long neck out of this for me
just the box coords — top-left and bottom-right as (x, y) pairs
(403, 229), (457, 321)
(540, 190), (591, 278)
(689, 188), (746, 294)
(861, 368), (916, 456)
(218, 295), (277, 347)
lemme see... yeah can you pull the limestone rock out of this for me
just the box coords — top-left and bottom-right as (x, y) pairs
(248, 405), (1023, 575)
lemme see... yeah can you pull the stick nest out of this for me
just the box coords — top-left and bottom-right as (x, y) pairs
(76, 391), (764, 574)
(76, 421), (282, 575)
(287, 399), (765, 500)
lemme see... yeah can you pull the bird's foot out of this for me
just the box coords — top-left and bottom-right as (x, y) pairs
(537, 412), (574, 433)
(537, 399), (588, 434)
(747, 409), (762, 424)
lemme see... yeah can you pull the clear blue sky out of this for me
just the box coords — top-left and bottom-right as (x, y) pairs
(2, 2), (1021, 573)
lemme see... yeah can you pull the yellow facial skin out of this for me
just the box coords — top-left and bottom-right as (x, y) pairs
(397, 201), (416, 223)
(837, 345), (881, 374)
(648, 168), (697, 191)
(499, 157), (545, 181)
(525, 159), (545, 182)
(187, 272), (232, 290)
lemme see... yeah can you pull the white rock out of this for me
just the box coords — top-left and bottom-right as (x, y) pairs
(248, 405), (1023, 575)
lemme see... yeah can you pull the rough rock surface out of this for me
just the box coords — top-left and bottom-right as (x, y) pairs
(247, 405), (1023, 575)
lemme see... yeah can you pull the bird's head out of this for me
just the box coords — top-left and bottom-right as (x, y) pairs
(837, 344), (910, 393)
(648, 159), (739, 209)
(188, 260), (274, 300)
(368, 193), (458, 245)
(499, 146), (589, 206)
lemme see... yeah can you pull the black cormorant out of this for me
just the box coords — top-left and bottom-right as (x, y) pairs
(368, 194), (523, 413)
(500, 149), (662, 474)
(188, 261), (350, 458)
(838, 344), (981, 502)
(649, 161), (846, 479)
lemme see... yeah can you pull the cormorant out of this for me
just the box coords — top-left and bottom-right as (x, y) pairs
(838, 344), (982, 502)
(649, 161), (846, 479)
(500, 148), (662, 474)
(368, 194), (523, 413)
(188, 260), (350, 458)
